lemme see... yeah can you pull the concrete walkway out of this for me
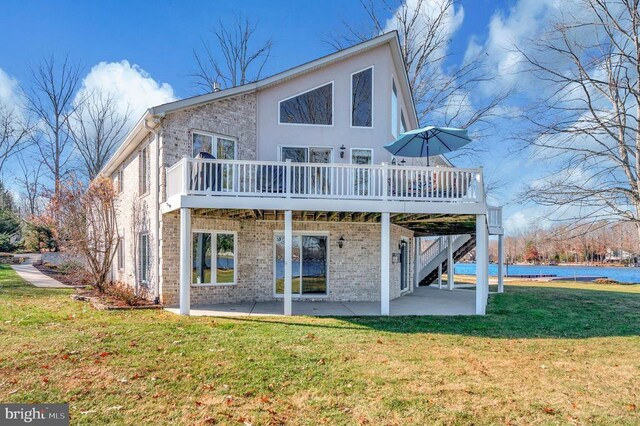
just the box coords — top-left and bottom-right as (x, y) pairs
(11, 263), (71, 288)
(165, 286), (477, 317)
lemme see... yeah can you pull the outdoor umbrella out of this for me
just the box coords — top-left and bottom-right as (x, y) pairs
(384, 126), (471, 166)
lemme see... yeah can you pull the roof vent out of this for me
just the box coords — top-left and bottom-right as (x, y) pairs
(212, 82), (221, 92)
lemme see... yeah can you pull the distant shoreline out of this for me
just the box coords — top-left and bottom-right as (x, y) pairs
(461, 261), (639, 268)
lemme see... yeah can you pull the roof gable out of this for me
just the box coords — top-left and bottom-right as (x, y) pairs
(102, 31), (418, 175)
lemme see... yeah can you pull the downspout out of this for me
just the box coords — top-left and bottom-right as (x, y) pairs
(144, 116), (162, 304)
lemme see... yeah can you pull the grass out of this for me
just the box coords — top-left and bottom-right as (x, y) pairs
(1, 265), (639, 425)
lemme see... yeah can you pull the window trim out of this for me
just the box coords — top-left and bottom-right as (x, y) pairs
(350, 65), (374, 129)
(117, 236), (124, 272)
(400, 237), (410, 293)
(400, 109), (407, 134)
(272, 231), (330, 298)
(139, 146), (149, 196)
(138, 232), (149, 285)
(277, 145), (335, 163)
(277, 80), (335, 127)
(391, 78), (398, 138)
(117, 167), (124, 193)
(349, 147), (374, 165)
(190, 130), (238, 160)
(191, 229), (238, 287)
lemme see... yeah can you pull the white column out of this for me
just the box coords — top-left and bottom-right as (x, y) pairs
(380, 212), (390, 315)
(437, 263), (442, 289)
(413, 237), (420, 290)
(284, 210), (293, 316)
(475, 214), (488, 315)
(179, 207), (191, 316)
(447, 235), (454, 290)
(498, 234), (505, 293)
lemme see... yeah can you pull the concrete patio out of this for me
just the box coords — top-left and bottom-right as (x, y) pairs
(165, 286), (477, 317)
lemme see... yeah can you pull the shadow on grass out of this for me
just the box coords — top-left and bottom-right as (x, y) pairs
(2, 264), (639, 339)
(224, 286), (640, 339)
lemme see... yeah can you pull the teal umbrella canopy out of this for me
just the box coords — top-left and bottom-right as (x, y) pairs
(384, 126), (471, 166)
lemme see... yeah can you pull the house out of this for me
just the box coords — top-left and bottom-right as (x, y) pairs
(101, 31), (505, 316)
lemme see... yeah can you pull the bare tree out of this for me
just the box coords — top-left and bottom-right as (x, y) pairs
(329, 0), (509, 138)
(0, 104), (31, 175)
(53, 175), (119, 292)
(517, 0), (640, 246)
(15, 154), (44, 217)
(26, 56), (82, 197)
(193, 15), (273, 91)
(69, 91), (130, 179)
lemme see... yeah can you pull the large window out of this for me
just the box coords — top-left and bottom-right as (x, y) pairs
(139, 147), (149, 195)
(351, 67), (373, 127)
(274, 234), (327, 295)
(191, 132), (236, 160)
(138, 233), (149, 284)
(279, 82), (333, 125)
(400, 110), (407, 134)
(391, 80), (398, 138)
(192, 231), (236, 285)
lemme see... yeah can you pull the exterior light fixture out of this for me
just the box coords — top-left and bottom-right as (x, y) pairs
(340, 144), (346, 158)
(400, 159), (406, 165)
(338, 235), (345, 248)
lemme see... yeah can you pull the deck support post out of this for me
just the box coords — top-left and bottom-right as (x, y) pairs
(437, 263), (442, 289)
(475, 214), (489, 315)
(413, 237), (420, 290)
(284, 210), (293, 316)
(447, 235), (454, 290)
(498, 234), (505, 293)
(381, 212), (390, 315)
(179, 207), (191, 316)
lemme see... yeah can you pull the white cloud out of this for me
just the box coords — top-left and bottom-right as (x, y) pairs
(384, 0), (465, 53)
(75, 60), (176, 129)
(464, 0), (559, 96)
(0, 67), (24, 113)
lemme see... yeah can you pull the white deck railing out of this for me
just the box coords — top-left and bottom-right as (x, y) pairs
(166, 157), (484, 203)
(488, 206), (502, 228)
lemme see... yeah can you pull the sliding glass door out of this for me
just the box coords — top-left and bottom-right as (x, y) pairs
(275, 234), (327, 295)
(280, 146), (332, 194)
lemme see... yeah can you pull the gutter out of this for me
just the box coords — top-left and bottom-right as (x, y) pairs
(144, 116), (162, 304)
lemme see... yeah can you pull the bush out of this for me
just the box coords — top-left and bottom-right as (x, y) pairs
(0, 233), (16, 252)
(105, 282), (149, 306)
(23, 220), (58, 252)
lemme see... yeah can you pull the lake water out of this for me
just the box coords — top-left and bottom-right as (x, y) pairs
(454, 263), (640, 284)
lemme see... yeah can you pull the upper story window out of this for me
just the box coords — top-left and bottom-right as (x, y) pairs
(192, 132), (237, 160)
(391, 80), (398, 138)
(400, 110), (407, 134)
(279, 82), (333, 126)
(113, 167), (124, 194)
(351, 67), (373, 127)
(139, 146), (149, 195)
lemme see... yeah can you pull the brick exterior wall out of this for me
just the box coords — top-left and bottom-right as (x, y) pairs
(161, 214), (415, 306)
(159, 94), (257, 183)
(111, 133), (158, 299)
(111, 92), (420, 307)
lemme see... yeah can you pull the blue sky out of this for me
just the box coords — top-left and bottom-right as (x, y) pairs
(0, 0), (501, 98)
(1, 0), (546, 230)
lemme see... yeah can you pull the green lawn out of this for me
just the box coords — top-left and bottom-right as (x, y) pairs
(1, 265), (639, 425)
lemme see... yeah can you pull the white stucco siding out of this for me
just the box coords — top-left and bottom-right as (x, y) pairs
(256, 43), (416, 164)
